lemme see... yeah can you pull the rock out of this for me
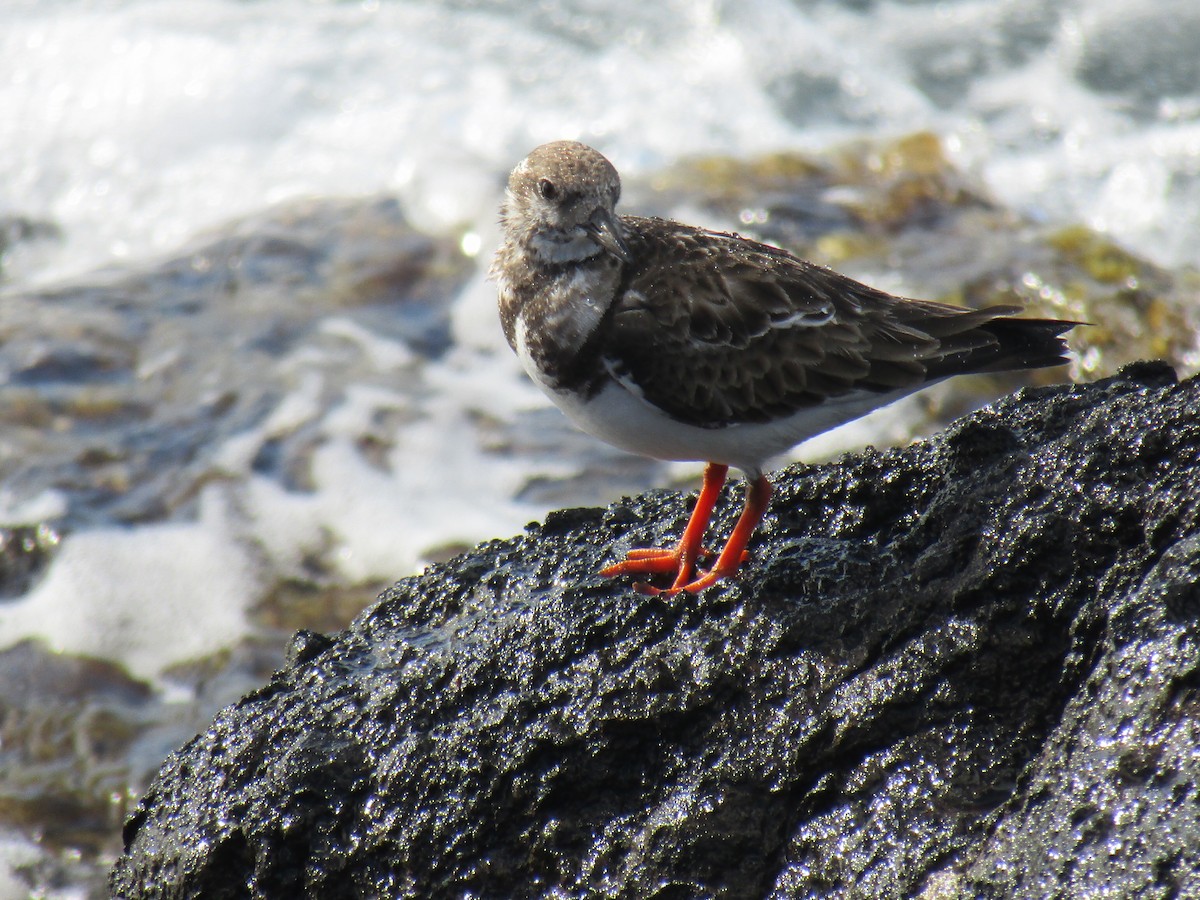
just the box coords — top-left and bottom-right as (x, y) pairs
(109, 362), (1200, 898)
(0, 524), (60, 599)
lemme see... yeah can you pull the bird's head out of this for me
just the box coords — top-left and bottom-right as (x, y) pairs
(501, 140), (632, 265)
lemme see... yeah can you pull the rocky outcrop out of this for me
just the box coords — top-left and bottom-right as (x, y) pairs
(110, 362), (1200, 898)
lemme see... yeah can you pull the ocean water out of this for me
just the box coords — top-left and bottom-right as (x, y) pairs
(1, 0), (1199, 892)
(5, 0), (1200, 289)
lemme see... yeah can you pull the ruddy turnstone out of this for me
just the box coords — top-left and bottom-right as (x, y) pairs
(492, 140), (1075, 595)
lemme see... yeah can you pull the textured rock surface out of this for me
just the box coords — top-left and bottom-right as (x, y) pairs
(110, 362), (1200, 898)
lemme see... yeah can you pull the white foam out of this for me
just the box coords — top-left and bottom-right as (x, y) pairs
(0, 488), (68, 527)
(236, 408), (535, 586)
(0, 831), (58, 900)
(3, 0), (1197, 293)
(200, 314), (561, 588)
(1, 0), (752, 286)
(0, 486), (258, 679)
(0, 835), (34, 900)
(318, 317), (417, 372)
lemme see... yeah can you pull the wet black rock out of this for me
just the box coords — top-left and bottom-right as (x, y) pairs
(0, 524), (60, 599)
(110, 362), (1200, 898)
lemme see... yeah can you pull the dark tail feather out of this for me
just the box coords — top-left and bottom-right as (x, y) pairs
(926, 316), (1079, 378)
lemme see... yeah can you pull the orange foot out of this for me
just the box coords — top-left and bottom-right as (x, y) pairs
(600, 465), (772, 595)
(599, 545), (749, 594)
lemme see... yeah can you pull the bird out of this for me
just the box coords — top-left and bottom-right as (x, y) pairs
(491, 140), (1076, 595)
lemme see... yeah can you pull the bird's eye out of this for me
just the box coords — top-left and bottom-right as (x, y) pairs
(538, 178), (558, 200)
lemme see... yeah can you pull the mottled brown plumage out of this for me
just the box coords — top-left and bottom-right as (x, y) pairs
(493, 140), (1076, 594)
(602, 218), (1074, 427)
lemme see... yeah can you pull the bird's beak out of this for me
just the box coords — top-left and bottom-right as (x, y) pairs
(584, 207), (633, 263)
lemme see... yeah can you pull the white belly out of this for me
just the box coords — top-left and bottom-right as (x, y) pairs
(542, 376), (919, 474)
(512, 315), (923, 473)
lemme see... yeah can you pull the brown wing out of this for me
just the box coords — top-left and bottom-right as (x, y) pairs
(603, 217), (1072, 428)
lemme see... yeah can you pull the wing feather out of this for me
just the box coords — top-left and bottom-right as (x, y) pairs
(604, 217), (1071, 427)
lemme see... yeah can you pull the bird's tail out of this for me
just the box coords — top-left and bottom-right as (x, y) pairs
(913, 304), (1079, 378)
(966, 316), (1079, 373)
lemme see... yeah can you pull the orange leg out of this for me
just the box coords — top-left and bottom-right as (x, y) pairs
(659, 473), (772, 594)
(601, 466), (770, 595)
(599, 463), (729, 586)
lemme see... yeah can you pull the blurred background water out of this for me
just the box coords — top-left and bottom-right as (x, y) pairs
(1, 0), (1198, 894)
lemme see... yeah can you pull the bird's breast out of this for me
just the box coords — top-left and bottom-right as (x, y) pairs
(508, 260), (622, 394)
